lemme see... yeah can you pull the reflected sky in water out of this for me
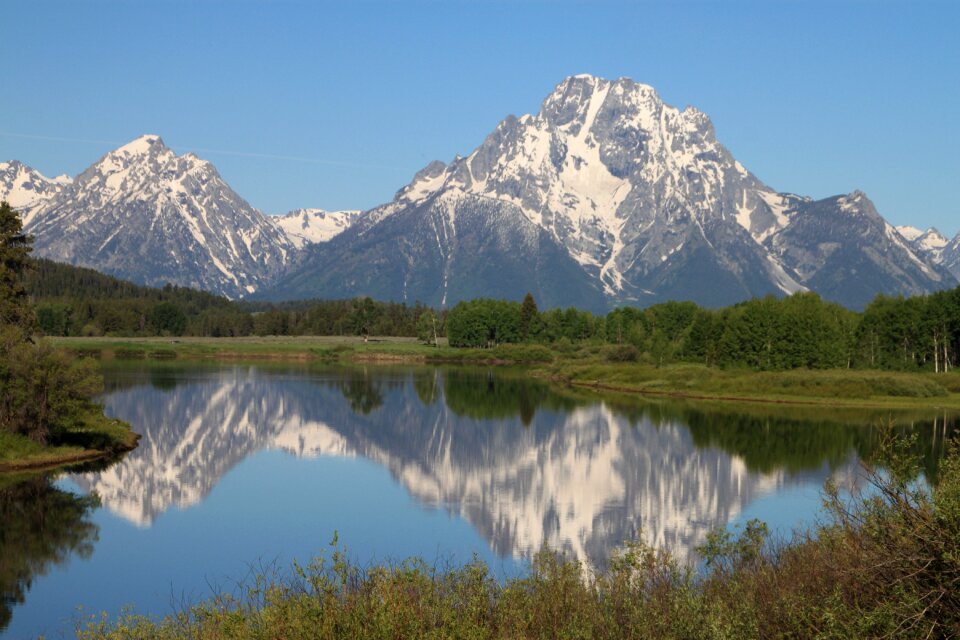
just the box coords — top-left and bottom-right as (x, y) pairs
(3, 363), (956, 639)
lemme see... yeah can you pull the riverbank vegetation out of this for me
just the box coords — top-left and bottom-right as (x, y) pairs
(29, 259), (960, 376)
(76, 435), (960, 639)
(49, 335), (960, 410)
(0, 202), (135, 471)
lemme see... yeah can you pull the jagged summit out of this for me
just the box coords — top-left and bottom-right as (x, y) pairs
(0, 160), (72, 226)
(265, 74), (954, 309)
(112, 133), (165, 155)
(898, 225), (960, 281)
(13, 135), (295, 298)
(3, 77), (955, 308)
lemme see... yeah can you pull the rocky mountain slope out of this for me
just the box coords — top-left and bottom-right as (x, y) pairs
(270, 208), (363, 248)
(898, 224), (960, 282)
(265, 75), (954, 310)
(3, 77), (953, 308)
(6, 136), (296, 298)
(0, 160), (71, 227)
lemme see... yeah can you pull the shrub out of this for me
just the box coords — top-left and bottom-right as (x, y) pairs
(604, 344), (640, 363)
(75, 433), (960, 640)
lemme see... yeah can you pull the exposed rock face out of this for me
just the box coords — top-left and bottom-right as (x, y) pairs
(0, 160), (71, 227)
(3, 77), (953, 308)
(5, 136), (295, 298)
(271, 208), (363, 248)
(899, 224), (960, 283)
(265, 75), (952, 310)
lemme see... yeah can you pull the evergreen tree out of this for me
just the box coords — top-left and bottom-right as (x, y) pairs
(519, 293), (539, 342)
(0, 201), (35, 334)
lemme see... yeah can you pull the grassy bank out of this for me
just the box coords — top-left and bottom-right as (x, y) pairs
(0, 412), (138, 473)
(75, 440), (960, 640)
(546, 361), (960, 409)
(51, 336), (960, 410)
(50, 336), (561, 366)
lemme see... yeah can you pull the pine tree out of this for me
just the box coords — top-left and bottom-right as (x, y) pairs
(0, 201), (35, 334)
(519, 293), (538, 342)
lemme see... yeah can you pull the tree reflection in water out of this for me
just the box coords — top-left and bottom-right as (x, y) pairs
(336, 369), (385, 415)
(0, 475), (101, 632)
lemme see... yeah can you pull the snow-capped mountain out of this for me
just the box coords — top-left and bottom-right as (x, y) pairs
(264, 75), (954, 310)
(897, 225), (960, 281)
(271, 208), (363, 248)
(0, 160), (72, 227)
(3, 78), (953, 308)
(897, 225), (949, 262)
(7, 136), (295, 298)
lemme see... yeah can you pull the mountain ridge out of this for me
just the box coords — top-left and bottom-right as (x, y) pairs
(263, 74), (954, 310)
(7, 135), (296, 298)
(3, 75), (955, 308)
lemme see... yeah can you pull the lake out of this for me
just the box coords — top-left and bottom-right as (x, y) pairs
(1, 362), (956, 638)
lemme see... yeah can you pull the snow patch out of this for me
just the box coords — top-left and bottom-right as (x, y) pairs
(272, 208), (361, 248)
(765, 255), (807, 295)
(884, 222), (938, 279)
(896, 225), (924, 241)
(115, 134), (162, 156)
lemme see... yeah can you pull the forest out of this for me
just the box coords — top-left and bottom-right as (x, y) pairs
(27, 257), (960, 374)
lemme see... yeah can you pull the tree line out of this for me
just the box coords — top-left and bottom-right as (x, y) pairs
(23, 241), (960, 373)
(445, 290), (960, 373)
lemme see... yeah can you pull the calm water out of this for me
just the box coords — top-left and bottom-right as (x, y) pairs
(2, 363), (956, 638)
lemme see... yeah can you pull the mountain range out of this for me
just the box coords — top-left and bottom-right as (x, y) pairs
(3, 75), (957, 309)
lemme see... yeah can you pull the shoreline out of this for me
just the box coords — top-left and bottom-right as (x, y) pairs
(558, 376), (960, 410)
(0, 425), (140, 475)
(47, 336), (960, 412)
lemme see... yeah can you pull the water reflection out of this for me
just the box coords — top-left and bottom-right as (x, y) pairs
(69, 365), (956, 569)
(0, 476), (100, 633)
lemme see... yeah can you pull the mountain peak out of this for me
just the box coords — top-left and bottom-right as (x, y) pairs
(113, 134), (166, 157)
(23, 133), (294, 298)
(0, 159), (72, 224)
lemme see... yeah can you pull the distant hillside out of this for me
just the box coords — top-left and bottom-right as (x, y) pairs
(25, 258), (232, 307)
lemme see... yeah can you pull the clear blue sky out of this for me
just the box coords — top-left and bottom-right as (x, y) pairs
(2, 0), (958, 234)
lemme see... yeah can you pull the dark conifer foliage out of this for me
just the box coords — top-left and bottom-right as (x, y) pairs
(0, 202), (109, 444)
(22, 248), (960, 374)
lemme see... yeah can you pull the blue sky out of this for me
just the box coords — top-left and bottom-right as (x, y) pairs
(2, 0), (958, 234)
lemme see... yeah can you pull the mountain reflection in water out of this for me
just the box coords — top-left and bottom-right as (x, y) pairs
(71, 364), (955, 570)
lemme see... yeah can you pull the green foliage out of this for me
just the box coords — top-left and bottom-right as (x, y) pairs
(19, 243), (960, 376)
(447, 299), (523, 347)
(74, 439), (960, 639)
(0, 201), (35, 335)
(603, 344), (639, 363)
(519, 292), (539, 341)
(0, 320), (107, 446)
(0, 203), (124, 449)
(151, 302), (187, 335)
(415, 309), (439, 345)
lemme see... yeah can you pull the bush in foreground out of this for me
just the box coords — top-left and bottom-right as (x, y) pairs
(76, 433), (959, 640)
